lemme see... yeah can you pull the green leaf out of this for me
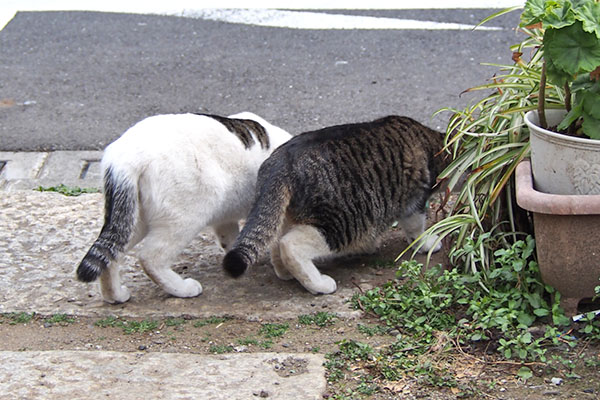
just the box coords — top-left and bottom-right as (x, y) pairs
(557, 102), (584, 131)
(520, 0), (546, 26)
(582, 111), (600, 139)
(533, 308), (550, 317)
(518, 312), (536, 326)
(519, 348), (528, 359)
(572, 0), (600, 38)
(582, 87), (600, 119)
(545, 52), (570, 86)
(543, 1), (576, 30)
(545, 22), (600, 77)
(518, 366), (533, 380)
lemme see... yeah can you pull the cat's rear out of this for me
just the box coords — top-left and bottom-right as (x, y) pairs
(77, 112), (291, 303)
(223, 115), (449, 294)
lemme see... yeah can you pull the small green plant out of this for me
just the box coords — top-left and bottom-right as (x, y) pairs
(94, 316), (158, 334)
(237, 337), (259, 346)
(7, 312), (35, 325)
(298, 311), (337, 327)
(164, 317), (186, 328)
(357, 324), (387, 337)
(209, 344), (233, 354)
(36, 184), (100, 196)
(259, 323), (289, 338)
(95, 316), (120, 328)
(120, 319), (159, 334)
(46, 314), (75, 325)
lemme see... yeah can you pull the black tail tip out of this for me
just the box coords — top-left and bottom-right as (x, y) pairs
(223, 250), (248, 278)
(76, 260), (102, 282)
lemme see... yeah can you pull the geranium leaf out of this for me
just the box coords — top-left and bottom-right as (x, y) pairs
(520, 0), (547, 26)
(572, 0), (600, 38)
(542, 1), (576, 29)
(545, 22), (600, 76)
(582, 112), (600, 139)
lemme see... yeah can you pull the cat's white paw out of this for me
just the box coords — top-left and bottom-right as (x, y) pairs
(102, 285), (131, 304)
(305, 274), (337, 295)
(416, 234), (442, 254)
(177, 278), (203, 297)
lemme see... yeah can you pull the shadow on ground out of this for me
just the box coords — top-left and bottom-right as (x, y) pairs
(0, 191), (445, 320)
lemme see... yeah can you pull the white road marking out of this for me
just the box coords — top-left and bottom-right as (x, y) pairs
(0, 1), (523, 32)
(185, 9), (503, 30)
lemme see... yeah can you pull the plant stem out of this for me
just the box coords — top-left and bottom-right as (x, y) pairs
(538, 61), (548, 129)
(564, 82), (571, 112)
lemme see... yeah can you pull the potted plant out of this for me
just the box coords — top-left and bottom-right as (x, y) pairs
(411, 1), (600, 315)
(520, 0), (600, 195)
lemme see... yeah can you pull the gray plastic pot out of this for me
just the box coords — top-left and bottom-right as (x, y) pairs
(525, 109), (600, 195)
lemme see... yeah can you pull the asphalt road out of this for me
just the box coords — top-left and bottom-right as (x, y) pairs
(0, 8), (521, 151)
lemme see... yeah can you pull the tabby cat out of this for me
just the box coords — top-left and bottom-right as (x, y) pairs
(223, 115), (449, 294)
(77, 112), (291, 303)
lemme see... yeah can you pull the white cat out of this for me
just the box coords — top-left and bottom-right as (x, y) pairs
(77, 112), (291, 303)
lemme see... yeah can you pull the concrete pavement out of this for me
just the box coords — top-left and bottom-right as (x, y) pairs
(2, 152), (438, 398)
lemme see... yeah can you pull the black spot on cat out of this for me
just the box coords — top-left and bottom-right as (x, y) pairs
(199, 114), (270, 150)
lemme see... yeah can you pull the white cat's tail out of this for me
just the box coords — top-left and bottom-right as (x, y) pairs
(77, 166), (137, 282)
(223, 177), (290, 277)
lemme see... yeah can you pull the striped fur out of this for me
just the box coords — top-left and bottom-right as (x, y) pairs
(223, 115), (449, 293)
(77, 166), (136, 282)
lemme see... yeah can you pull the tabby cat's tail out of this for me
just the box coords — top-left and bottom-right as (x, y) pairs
(76, 166), (137, 282)
(223, 178), (291, 277)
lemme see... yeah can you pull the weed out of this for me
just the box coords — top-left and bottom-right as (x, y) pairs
(237, 337), (259, 346)
(164, 317), (186, 328)
(259, 323), (288, 338)
(36, 184), (99, 196)
(94, 316), (158, 334)
(323, 237), (597, 397)
(298, 312), (337, 327)
(94, 316), (120, 328)
(7, 312), (34, 325)
(120, 320), (158, 334)
(357, 324), (387, 337)
(46, 314), (75, 325)
(209, 344), (233, 354)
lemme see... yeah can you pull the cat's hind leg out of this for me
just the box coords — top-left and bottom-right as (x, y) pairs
(279, 225), (337, 294)
(270, 243), (293, 280)
(400, 212), (441, 253)
(99, 257), (131, 303)
(98, 227), (145, 303)
(137, 226), (203, 298)
(213, 221), (240, 251)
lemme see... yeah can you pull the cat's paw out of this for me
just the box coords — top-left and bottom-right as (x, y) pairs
(305, 274), (337, 295)
(416, 234), (442, 254)
(102, 285), (131, 304)
(178, 278), (203, 297)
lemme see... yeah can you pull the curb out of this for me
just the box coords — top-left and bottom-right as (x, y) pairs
(0, 151), (103, 190)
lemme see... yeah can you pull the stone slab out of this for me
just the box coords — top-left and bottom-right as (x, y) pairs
(0, 151), (103, 190)
(0, 190), (431, 320)
(0, 350), (326, 400)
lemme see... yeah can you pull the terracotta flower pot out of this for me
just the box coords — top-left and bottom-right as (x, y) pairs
(515, 160), (600, 316)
